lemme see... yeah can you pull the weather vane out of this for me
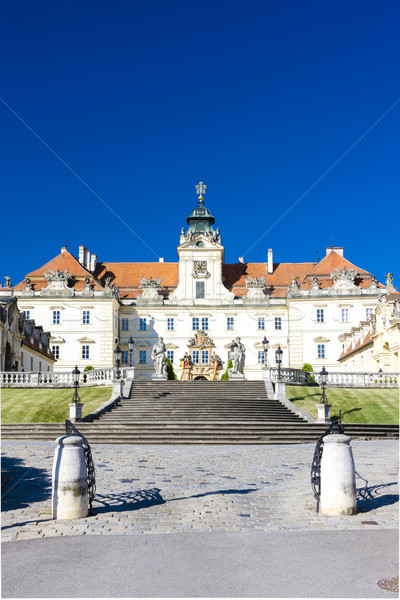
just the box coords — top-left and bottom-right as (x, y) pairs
(195, 181), (207, 201)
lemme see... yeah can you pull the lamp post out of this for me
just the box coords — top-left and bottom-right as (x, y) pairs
(72, 365), (81, 404)
(276, 345), (283, 381)
(128, 337), (135, 367)
(114, 345), (122, 379)
(320, 366), (328, 404)
(262, 336), (269, 366)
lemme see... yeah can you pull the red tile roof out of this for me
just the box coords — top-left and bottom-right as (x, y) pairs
(15, 249), (383, 298)
(338, 331), (372, 361)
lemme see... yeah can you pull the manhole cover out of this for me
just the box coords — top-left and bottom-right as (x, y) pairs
(377, 576), (398, 593)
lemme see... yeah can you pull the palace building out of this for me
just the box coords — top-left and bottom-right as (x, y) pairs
(9, 183), (388, 380)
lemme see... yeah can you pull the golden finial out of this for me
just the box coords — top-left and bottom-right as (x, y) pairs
(195, 181), (207, 201)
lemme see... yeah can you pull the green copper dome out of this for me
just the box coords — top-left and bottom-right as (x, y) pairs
(186, 198), (216, 236)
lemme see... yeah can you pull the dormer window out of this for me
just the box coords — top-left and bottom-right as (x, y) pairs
(196, 241), (204, 248)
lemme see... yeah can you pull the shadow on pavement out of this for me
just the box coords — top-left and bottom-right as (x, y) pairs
(93, 487), (257, 515)
(357, 482), (399, 512)
(1, 455), (51, 511)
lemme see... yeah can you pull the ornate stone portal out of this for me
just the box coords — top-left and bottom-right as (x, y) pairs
(180, 330), (222, 381)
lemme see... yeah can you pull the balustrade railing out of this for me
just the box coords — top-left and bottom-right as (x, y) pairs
(265, 367), (398, 388)
(0, 368), (118, 387)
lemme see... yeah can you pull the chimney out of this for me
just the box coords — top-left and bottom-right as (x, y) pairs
(159, 257), (164, 263)
(85, 251), (91, 271)
(90, 254), (97, 272)
(238, 257), (244, 263)
(326, 247), (344, 257)
(79, 245), (86, 265)
(268, 248), (273, 274)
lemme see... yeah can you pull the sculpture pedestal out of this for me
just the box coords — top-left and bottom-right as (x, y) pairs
(68, 403), (83, 422)
(316, 403), (332, 423)
(229, 372), (244, 380)
(152, 373), (168, 381)
(274, 381), (287, 400)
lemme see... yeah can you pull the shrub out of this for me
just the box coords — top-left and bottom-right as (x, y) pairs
(83, 365), (94, 372)
(220, 359), (233, 380)
(301, 362), (315, 384)
(166, 357), (177, 380)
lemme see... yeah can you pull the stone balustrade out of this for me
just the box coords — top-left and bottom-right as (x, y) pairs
(264, 368), (398, 388)
(0, 368), (118, 388)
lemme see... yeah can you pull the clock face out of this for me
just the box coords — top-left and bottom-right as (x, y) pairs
(193, 260), (207, 275)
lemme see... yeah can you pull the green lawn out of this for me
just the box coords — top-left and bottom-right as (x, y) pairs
(286, 385), (399, 424)
(0, 387), (112, 423)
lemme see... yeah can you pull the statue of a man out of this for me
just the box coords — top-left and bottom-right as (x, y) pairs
(229, 337), (245, 373)
(151, 337), (167, 375)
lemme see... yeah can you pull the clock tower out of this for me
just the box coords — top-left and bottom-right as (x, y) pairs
(169, 183), (234, 305)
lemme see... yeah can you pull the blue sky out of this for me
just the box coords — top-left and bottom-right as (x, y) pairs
(1, 1), (399, 286)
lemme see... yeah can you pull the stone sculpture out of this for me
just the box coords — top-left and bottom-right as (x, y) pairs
(229, 337), (246, 375)
(151, 337), (168, 377)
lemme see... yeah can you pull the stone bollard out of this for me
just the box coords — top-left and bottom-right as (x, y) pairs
(52, 435), (88, 520)
(320, 434), (357, 515)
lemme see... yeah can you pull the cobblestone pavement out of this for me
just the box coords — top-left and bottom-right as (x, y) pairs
(1, 440), (398, 542)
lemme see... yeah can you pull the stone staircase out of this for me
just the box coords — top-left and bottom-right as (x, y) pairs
(1, 381), (399, 444)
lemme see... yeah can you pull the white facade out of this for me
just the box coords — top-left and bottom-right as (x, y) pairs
(5, 188), (390, 379)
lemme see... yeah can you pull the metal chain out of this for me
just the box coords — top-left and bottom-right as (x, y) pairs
(65, 419), (96, 513)
(310, 420), (345, 513)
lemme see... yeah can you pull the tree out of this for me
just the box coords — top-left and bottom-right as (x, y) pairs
(166, 357), (177, 380)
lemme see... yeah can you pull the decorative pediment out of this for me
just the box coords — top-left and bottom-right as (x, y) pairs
(187, 330), (215, 349)
(137, 277), (163, 305)
(328, 267), (359, 294)
(77, 337), (95, 344)
(313, 336), (330, 343)
(245, 276), (266, 289)
(41, 268), (74, 296)
(243, 276), (268, 304)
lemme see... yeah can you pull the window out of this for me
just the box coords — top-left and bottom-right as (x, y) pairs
(167, 317), (174, 331)
(167, 350), (174, 363)
(202, 350), (209, 364)
(122, 350), (129, 364)
(366, 307), (374, 320)
(202, 317), (209, 331)
(275, 317), (282, 330)
(52, 310), (60, 325)
(52, 345), (60, 360)
(22, 310), (30, 320)
(139, 318), (147, 331)
(196, 281), (205, 299)
(316, 309), (324, 323)
(341, 308), (349, 323)
(317, 344), (325, 359)
(192, 350), (200, 364)
(227, 351), (231, 361)
(139, 350), (147, 364)
(83, 310), (90, 325)
(192, 317), (200, 330)
(82, 345), (90, 360)
(121, 317), (129, 331)
(258, 350), (265, 365)
(30, 357), (33, 371)
(227, 316), (234, 331)
(258, 317), (265, 330)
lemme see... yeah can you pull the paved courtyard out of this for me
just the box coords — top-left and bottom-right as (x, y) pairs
(1, 439), (398, 540)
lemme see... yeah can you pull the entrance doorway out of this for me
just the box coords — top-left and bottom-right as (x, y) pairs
(194, 375), (208, 381)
